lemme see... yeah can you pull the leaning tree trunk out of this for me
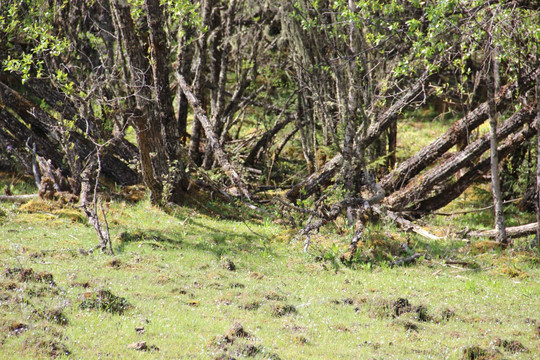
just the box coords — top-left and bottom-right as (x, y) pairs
(178, 75), (251, 199)
(412, 123), (537, 214)
(536, 72), (540, 247)
(111, 0), (168, 205)
(386, 107), (535, 210)
(487, 46), (507, 244)
(382, 69), (539, 194)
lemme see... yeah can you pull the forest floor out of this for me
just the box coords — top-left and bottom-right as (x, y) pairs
(0, 110), (538, 360)
(0, 177), (538, 359)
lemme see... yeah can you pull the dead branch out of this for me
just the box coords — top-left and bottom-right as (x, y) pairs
(468, 223), (538, 238)
(0, 194), (38, 203)
(372, 205), (442, 241)
(178, 74), (252, 199)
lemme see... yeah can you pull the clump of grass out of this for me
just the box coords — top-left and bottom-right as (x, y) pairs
(79, 289), (130, 314)
(462, 345), (501, 360)
(211, 322), (280, 360)
(270, 303), (297, 317)
(372, 297), (432, 322)
(23, 338), (71, 359)
(4, 267), (55, 286)
(493, 338), (528, 353)
(220, 258), (236, 271)
(35, 307), (68, 325)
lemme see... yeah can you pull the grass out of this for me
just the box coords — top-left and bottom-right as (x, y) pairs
(1, 193), (538, 359)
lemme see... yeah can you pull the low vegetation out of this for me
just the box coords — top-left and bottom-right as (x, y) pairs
(0, 177), (538, 359)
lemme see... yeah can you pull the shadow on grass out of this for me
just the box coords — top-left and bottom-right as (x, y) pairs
(113, 217), (278, 260)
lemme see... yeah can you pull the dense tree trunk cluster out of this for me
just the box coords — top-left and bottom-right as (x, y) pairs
(0, 0), (538, 249)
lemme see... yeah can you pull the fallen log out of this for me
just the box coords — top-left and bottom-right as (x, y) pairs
(372, 205), (442, 241)
(469, 223), (538, 238)
(382, 69), (539, 193)
(0, 194), (38, 203)
(412, 121), (538, 213)
(390, 254), (422, 267)
(386, 106), (535, 210)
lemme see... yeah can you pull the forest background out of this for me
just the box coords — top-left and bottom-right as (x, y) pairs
(0, 0), (539, 359)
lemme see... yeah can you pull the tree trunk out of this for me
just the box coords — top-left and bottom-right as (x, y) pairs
(111, 0), (168, 205)
(386, 107), (535, 210)
(145, 0), (187, 202)
(178, 75), (251, 199)
(382, 69), (539, 194)
(487, 46), (507, 244)
(188, 0), (214, 165)
(536, 72), (540, 247)
(412, 123), (538, 213)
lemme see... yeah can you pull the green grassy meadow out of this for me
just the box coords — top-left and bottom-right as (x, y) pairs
(1, 193), (538, 359)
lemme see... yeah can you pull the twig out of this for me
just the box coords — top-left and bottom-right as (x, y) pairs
(432, 198), (521, 216)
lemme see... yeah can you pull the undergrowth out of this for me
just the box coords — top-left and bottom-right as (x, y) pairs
(0, 188), (538, 359)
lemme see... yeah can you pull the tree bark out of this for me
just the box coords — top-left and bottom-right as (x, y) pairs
(178, 75), (251, 199)
(536, 72), (540, 247)
(386, 107), (535, 210)
(412, 123), (538, 213)
(382, 69), (539, 193)
(487, 45), (507, 244)
(145, 0), (187, 202)
(111, 0), (168, 205)
(469, 223), (538, 239)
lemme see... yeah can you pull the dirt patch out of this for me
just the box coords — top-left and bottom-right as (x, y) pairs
(493, 338), (528, 353)
(79, 289), (130, 314)
(415, 305), (431, 322)
(105, 258), (122, 268)
(8, 322), (28, 335)
(127, 341), (159, 352)
(37, 308), (68, 325)
(24, 339), (71, 359)
(392, 298), (412, 317)
(441, 308), (456, 321)
(249, 272), (264, 280)
(229, 282), (245, 289)
(4, 268), (55, 285)
(211, 322), (280, 360)
(373, 297), (432, 322)
(239, 301), (260, 311)
(462, 345), (501, 360)
(270, 304), (297, 317)
(331, 297), (354, 305)
(0, 281), (18, 290)
(220, 258), (236, 271)
(264, 291), (286, 301)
